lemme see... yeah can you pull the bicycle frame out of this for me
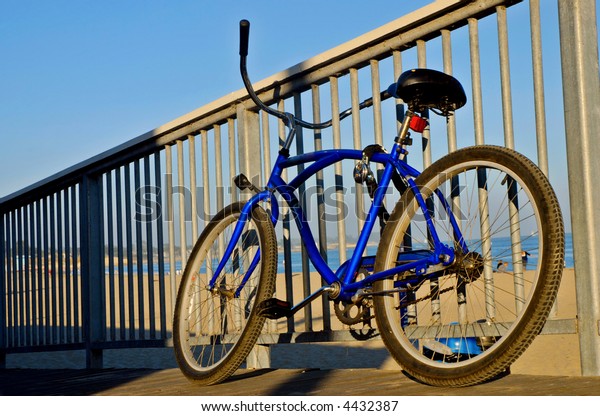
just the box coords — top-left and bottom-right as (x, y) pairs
(205, 20), (470, 307)
(209, 113), (465, 305)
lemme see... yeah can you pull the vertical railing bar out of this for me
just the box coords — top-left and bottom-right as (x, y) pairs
(4, 211), (10, 336)
(236, 105), (262, 343)
(350, 68), (365, 230)
(311, 83), (331, 331)
(370, 60), (387, 222)
(35, 200), (44, 344)
(392, 50), (411, 256)
(228, 118), (238, 204)
(16, 207), (26, 346)
(41, 198), (50, 344)
(497, 4), (525, 312)
(134, 159), (145, 340)
(417, 40), (432, 169)
(0, 213), (5, 354)
(530, 0), (555, 320)
(5, 213), (12, 347)
(469, 17), (495, 318)
(393, 48), (410, 271)
(143, 154), (156, 339)
(105, 172), (116, 341)
(99, 183), (106, 349)
(293, 92), (313, 332)
(56, 193), (70, 343)
(28, 203), (38, 345)
(20, 206), (28, 346)
(469, 18), (485, 146)
(222, 121), (235, 340)
(417, 40), (441, 322)
(80, 174), (105, 368)
(236, 105), (261, 199)
(12, 209), (22, 346)
(124, 163), (136, 340)
(10, 210), (16, 346)
(201, 131), (211, 227)
(441, 28), (466, 323)
(330, 76), (348, 264)
(115, 168), (126, 340)
(165, 145), (177, 314)
(529, 0), (549, 174)
(16, 208), (23, 346)
(497, 5), (515, 149)
(177, 140), (188, 268)
(311, 84), (327, 256)
(70, 186), (81, 342)
(33, 201), (41, 345)
(278, 99), (294, 334)
(56, 191), (65, 344)
(50, 194), (58, 344)
(16, 208), (24, 346)
(23, 206), (30, 346)
(22, 205), (31, 346)
(214, 124), (224, 213)
(188, 135), (199, 242)
(260, 111), (277, 334)
(154, 150), (167, 338)
(392, 50), (405, 132)
(63, 188), (72, 344)
(441, 30), (458, 153)
(370, 60), (384, 147)
(260, 114), (271, 189)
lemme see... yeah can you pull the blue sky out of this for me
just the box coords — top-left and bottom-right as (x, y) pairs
(0, 0), (594, 232)
(0, 0), (432, 198)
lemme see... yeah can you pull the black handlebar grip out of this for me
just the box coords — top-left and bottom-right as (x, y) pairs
(239, 19), (250, 57)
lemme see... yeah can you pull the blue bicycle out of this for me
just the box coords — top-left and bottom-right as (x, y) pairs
(173, 20), (564, 387)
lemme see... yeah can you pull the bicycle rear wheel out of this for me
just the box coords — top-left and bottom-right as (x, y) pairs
(173, 202), (277, 385)
(373, 145), (564, 387)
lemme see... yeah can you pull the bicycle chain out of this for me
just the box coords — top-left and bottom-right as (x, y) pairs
(397, 285), (455, 309)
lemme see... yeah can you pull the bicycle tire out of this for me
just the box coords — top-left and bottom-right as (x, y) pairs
(173, 202), (277, 385)
(373, 145), (564, 387)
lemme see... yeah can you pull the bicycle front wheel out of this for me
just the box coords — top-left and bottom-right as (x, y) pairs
(373, 145), (564, 387)
(173, 202), (277, 385)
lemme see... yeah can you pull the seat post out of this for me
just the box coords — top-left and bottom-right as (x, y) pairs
(396, 110), (415, 144)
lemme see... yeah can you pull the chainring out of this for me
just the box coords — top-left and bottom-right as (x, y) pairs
(334, 300), (372, 326)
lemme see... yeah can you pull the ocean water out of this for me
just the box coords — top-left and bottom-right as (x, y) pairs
(277, 233), (574, 274)
(108, 233), (573, 275)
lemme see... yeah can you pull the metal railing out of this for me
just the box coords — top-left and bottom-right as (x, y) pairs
(1, 0), (598, 373)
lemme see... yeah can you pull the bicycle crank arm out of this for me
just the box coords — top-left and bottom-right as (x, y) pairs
(258, 285), (337, 319)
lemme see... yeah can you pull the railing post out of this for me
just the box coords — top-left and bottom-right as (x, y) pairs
(236, 103), (271, 367)
(558, 0), (600, 376)
(236, 104), (262, 186)
(80, 174), (105, 369)
(0, 213), (6, 368)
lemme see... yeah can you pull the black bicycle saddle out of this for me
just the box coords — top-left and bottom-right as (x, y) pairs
(388, 68), (467, 115)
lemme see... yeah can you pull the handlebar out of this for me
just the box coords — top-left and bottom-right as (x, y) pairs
(239, 19), (250, 57)
(239, 20), (390, 131)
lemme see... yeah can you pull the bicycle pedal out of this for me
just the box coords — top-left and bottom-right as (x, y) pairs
(258, 298), (292, 319)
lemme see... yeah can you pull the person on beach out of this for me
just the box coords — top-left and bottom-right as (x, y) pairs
(521, 251), (531, 269)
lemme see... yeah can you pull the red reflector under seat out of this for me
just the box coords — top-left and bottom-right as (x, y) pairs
(409, 115), (428, 133)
